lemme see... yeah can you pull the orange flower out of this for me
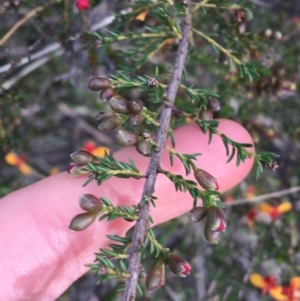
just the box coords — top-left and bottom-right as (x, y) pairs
(246, 201), (292, 227)
(224, 195), (234, 204)
(249, 273), (281, 300)
(5, 152), (32, 175)
(269, 278), (300, 301)
(250, 274), (300, 301)
(83, 141), (110, 158)
(134, 11), (148, 22)
(245, 185), (256, 199)
(246, 208), (258, 228)
(280, 277), (300, 301)
(50, 166), (60, 175)
(259, 202), (292, 220)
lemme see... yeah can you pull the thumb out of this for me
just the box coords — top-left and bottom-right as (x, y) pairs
(0, 119), (254, 301)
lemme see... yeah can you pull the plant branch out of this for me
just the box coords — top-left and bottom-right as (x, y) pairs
(193, 28), (242, 65)
(0, 7), (131, 77)
(0, 1), (60, 47)
(122, 2), (192, 300)
(226, 186), (300, 207)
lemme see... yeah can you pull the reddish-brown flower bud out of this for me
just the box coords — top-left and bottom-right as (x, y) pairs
(116, 130), (137, 146)
(194, 169), (219, 190)
(94, 111), (116, 123)
(70, 150), (96, 164)
(205, 206), (226, 232)
(146, 262), (165, 292)
(79, 194), (103, 212)
(109, 96), (130, 114)
(136, 138), (151, 156)
(204, 225), (221, 244)
(208, 98), (220, 111)
(87, 77), (111, 91)
(188, 207), (207, 223)
(97, 116), (121, 132)
(234, 9), (245, 22)
(69, 212), (97, 231)
(67, 163), (90, 177)
(168, 254), (191, 277)
(128, 114), (143, 126)
(128, 100), (144, 114)
(99, 88), (114, 102)
(200, 109), (213, 120)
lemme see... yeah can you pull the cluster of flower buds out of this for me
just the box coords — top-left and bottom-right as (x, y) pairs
(0, 0), (22, 13)
(262, 159), (279, 171)
(69, 194), (104, 231)
(145, 254), (191, 292)
(194, 168), (219, 190)
(188, 206), (226, 244)
(263, 29), (282, 41)
(88, 77), (147, 149)
(68, 150), (97, 177)
(199, 98), (221, 121)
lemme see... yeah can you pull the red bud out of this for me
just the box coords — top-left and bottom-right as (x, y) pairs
(205, 206), (226, 232)
(168, 254), (191, 277)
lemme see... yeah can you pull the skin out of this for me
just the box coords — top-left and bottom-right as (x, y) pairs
(0, 120), (254, 300)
